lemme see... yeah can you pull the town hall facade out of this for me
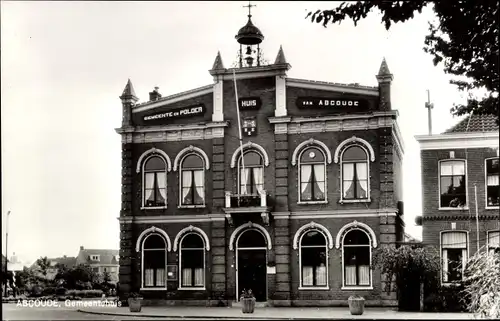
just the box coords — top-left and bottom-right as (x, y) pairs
(116, 10), (405, 307)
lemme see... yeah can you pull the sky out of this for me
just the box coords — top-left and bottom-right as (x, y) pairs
(1, 1), (468, 266)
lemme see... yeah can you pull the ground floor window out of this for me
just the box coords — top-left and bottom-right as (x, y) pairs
(342, 229), (371, 287)
(180, 233), (205, 288)
(143, 233), (167, 288)
(300, 230), (328, 287)
(441, 231), (467, 283)
(488, 230), (500, 255)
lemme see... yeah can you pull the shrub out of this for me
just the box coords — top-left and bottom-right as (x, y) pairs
(42, 287), (56, 296)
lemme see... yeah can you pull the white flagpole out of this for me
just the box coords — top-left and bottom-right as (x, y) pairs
(233, 70), (246, 198)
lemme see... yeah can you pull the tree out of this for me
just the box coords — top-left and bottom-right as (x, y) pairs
(35, 256), (51, 280)
(462, 249), (500, 319)
(307, 1), (499, 123)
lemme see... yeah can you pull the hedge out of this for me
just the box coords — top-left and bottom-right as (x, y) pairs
(66, 289), (103, 298)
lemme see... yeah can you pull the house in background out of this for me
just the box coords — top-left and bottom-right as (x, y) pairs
(75, 246), (119, 284)
(30, 255), (77, 280)
(415, 113), (499, 286)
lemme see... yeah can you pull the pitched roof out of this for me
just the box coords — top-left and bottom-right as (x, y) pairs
(274, 45), (287, 65)
(120, 79), (138, 98)
(212, 51), (225, 70)
(444, 113), (499, 133)
(79, 249), (119, 265)
(30, 256), (77, 269)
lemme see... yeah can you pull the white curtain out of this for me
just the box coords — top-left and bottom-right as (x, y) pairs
(145, 173), (155, 201)
(182, 268), (192, 286)
(302, 266), (313, 286)
(240, 168), (250, 194)
(182, 171), (192, 200)
(442, 232), (467, 249)
(156, 269), (165, 286)
(253, 167), (264, 194)
(345, 266), (356, 286)
(488, 231), (500, 253)
(359, 265), (370, 285)
(453, 162), (465, 175)
(194, 268), (204, 286)
(487, 175), (499, 186)
(194, 170), (204, 203)
(301, 165), (312, 193)
(145, 269), (154, 286)
(315, 264), (327, 286)
(356, 163), (368, 196)
(314, 164), (325, 193)
(442, 249), (448, 282)
(156, 172), (167, 199)
(343, 164), (354, 198)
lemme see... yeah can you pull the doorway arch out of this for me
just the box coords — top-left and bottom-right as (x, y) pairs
(236, 228), (268, 302)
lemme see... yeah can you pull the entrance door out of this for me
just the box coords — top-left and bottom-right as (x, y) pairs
(236, 229), (267, 302)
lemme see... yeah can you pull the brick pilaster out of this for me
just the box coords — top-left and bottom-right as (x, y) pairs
(273, 218), (291, 304)
(212, 138), (225, 212)
(379, 128), (395, 209)
(210, 220), (227, 303)
(274, 134), (289, 211)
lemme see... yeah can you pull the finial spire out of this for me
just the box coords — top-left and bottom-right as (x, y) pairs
(376, 57), (393, 82)
(274, 45), (287, 65)
(212, 51), (225, 70)
(120, 78), (138, 100)
(243, 1), (256, 18)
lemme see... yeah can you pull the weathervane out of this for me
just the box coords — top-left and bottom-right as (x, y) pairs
(243, 1), (256, 17)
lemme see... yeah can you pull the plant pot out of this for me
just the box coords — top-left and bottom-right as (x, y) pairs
(128, 298), (142, 312)
(241, 297), (256, 313)
(348, 297), (365, 315)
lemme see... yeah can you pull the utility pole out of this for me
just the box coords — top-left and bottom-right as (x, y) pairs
(425, 90), (434, 135)
(4, 211), (11, 297)
(474, 185), (480, 253)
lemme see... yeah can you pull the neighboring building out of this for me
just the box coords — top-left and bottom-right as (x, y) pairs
(415, 113), (500, 286)
(116, 9), (405, 307)
(1, 255), (7, 271)
(403, 233), (421, 243)
(30, 255), (77, 280)
(76, 246), (119, 284)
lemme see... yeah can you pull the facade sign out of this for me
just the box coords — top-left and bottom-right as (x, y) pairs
(166, 265), (178, 281)
(296, 97), (368, 110)
(242, 117), (257, 136)
(239, 97), (261, 110)
(143, 104), (206, 122)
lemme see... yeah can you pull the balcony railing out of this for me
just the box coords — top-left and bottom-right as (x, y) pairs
(225, 190), (267, 208)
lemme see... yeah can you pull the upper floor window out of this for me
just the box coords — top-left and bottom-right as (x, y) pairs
(485, 158), (499, 207)
(300, 230), (328, 288)
(143, 156), (167, 207)
(90, 255), (100, 261)
(439, 160), (466, 208)
(299, 147), (326, 202)
(441, 231), (467, 283)
(239, 151), (264, 195)
(341, 146), (369, 200)
(343, 230), (371, 287)
(487, 230), (500, 255)
(180, 153), (205, 206)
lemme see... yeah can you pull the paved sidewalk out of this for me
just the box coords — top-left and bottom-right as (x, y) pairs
(77, 306), (477, 320)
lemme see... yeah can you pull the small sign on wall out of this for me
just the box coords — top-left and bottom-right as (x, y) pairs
(143, 104), (206, 122)
(296, 97), (368, 110)
(267, 266), (276, 274)
(167, 265), (178, 281)
(239, 97), (262, 110)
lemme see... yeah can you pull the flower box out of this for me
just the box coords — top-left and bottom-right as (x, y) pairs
(348, 295), (365, 315)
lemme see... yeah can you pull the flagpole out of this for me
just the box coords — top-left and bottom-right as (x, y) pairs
(233, 70), (246, 201)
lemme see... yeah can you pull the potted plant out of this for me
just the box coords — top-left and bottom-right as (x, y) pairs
(240, 289), (256, 314)
(127, 292), (142, 312)
(348, 295), (365, 315)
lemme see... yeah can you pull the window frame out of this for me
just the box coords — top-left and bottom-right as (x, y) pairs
(297, 146), (328, 205)
(440, 230), (469, 285)
(178, 233), (206, 290)
(438, 159), (469, 210)
(179, 152), (206, 208)
(237, 149), (265, 196)
(484, 157), (499, 209)
(142, 155), (169, 209)
(298, 229), (329, 290)
(341, 228), (373, 290)
(141, 233), (168, 290)
(339, 144), (371, 203)
(487, 230), (500, 255)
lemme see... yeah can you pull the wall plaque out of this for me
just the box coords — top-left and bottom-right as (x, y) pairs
(296, 97), (368, 110)
(266, 266), (276, 274)
(238, 97), (261, 110)
(166, 264), (178, 281)
(143, 104), (206, 122)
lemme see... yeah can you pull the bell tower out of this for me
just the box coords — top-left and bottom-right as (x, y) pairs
(235, 2), (264, 68)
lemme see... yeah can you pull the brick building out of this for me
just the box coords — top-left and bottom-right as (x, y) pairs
(415, 114), (499, 285)
(116, 11), (405, 307)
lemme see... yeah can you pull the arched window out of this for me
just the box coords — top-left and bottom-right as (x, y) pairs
(143, 156), (168, 207)
(342, 229), (371, 287)
(180, 153), (205, 206)
(180, 233), (205, 288)
(299, 147), (326, 202)
(341, 146), (369, 200)
(300, 230), (328, 288)
(142, 233), (167, 288)
(239, 150), (264, 195)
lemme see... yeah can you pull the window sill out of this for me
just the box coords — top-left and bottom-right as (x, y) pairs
(485, 206), (499, 210)
(297, 201), (328, 205)
(441, 282), (463, 287)
(298, 286), (330, 291)
(341, 286), (373, 290)
(339, 199), (371, 204)
(178, 205), (206, 209)
(140, 287), (167, 291)
(438, 207), (469, 211)
(178, 287), (206, 291)
(141, 206), (167, 210)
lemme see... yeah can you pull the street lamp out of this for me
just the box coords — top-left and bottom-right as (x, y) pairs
(4, 210), (11, 297)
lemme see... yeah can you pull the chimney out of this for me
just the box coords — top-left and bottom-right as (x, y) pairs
(149, 87), (162, 101)
(80, 246), (84, 251)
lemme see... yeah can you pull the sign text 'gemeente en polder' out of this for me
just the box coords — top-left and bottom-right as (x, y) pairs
(296, 97), (368, 110)
(143, 104), (206, 122)
(238, 97), (261, 110)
